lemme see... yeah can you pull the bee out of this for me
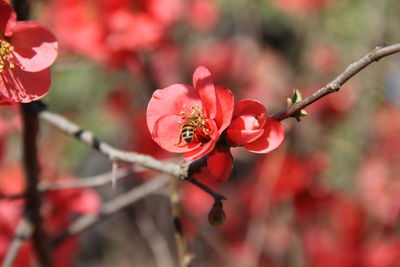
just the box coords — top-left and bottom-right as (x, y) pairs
(176, 105), (209, 146)
(180, 121), (196, 144)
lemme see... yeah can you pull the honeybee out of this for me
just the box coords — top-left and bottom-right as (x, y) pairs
(176, 105), (209, 146)
(180, 121), (197, 144)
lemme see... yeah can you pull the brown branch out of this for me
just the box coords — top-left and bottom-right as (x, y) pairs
(39, 110), (227, 200)
(272, 43), (400, 121)
(39, 110), (187, 178)
(0, 193), (26, 200)
(169, 177), (193, 267)
(20, 103), (51, 267)
(186, 177), (227, 201)
(51, 176), (169, 247)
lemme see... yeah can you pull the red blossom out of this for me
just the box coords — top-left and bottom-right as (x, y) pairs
(226, 99), (284, 153)
(147, 66), (234, 161)
(272, 0), (337, 16)
(0, 0), (58, 103)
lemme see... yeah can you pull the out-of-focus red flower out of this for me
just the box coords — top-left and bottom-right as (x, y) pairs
(147, 66), (234, 161)
(295, 191), (363, 266)
(272, 0), (337, 16)
(0, 0), (58, 103)
(309, 44), (339, 74)
(188, 0), (219, 31)
(0, 165), (101, 267)
(226, 99), (284, 153)
(361, 239), (400, 267)
(357, 157), (400, 225)
(43, 0), (182, 66)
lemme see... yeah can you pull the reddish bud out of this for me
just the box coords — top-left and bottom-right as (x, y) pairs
(208, 200), (226, 226)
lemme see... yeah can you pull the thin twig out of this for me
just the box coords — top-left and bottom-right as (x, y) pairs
(38, 168), (131, 191)
(272, 43), (400, 121)
(136, 211), (175, 267)
(0, 193), (26, 200)
(186, 177), (227, 201)
(51, 176), (169, 247)
(169, 177), (193, 267)
(1, 217), (33, 267)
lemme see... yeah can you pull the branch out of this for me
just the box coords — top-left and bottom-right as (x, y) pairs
(272, 43), (400, 121)
(51, 176), (169, 247)
(20, 103), (50, 266)
(38, 168), (131, 191)
(1, 218), (33, 267)
(39, 110), (187, 178)
(169, 177), (193, 267)
(39, 109), (227, 200)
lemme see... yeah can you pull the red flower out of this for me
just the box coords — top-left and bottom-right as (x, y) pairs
(147, 66), (234, 161)
(226, 99), (284, 153)
(0, 0), (58, 103)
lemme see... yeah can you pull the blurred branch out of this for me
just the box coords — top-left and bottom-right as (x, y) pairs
(38, 168), (131, 191)
(39, 110), (187, 177)
(39, 110), (227, 200)
(2, 218), (33, 267)
(272, 43), (400, 121)
(169, 177), (193, 267)
(51, 176), (169, 247)
(20, 103), (51, 267)
(136, 212), (175, 267)
(0, 193), (26, 200)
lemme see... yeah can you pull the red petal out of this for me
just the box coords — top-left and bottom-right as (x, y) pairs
(226, 115), (264, 145)
(10, 21), (58, 72)
(183, 119), (218, 161)
(0, 94), (16, 105)
(227, 129), (264, 146)
(193, 66), (216, 119)
(152, 114), (201, 153)
(147, 84), (202, 134)
(0, 66), (50, 103)
(233, 99), (267, 127)
(0, 0), (16, 35)
(245, 117), (285, 153)
(214, 85), (234, 132)
(207, 146), (233, 183)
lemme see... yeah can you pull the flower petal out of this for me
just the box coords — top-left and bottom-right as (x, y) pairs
(227, 129), (264, 146)
(193, 66), (216, 119)
(147, 84), (202, 134)
(214, 85), (234, 132)
(245, 117), (285, 153)
(207, 146), (233, 183)
(0, 0), (16, 35)
(233, 99), (267, 127)
(10, 21), (58, 72)
(226, 115), (264, 145)
(0, 66), (50, 103)
(152, 114), (201, 153)
(183, 119), (218, 161)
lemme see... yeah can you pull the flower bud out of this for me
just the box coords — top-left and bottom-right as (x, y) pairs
(208, 200), (226, 226)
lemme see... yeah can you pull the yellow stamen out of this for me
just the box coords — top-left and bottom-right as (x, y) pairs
(0, 40), (16, 73)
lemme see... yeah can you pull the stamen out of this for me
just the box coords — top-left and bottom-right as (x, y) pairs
(0, 40), (16, 73)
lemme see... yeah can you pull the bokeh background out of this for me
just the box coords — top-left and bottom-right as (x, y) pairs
(2, 0), (400, 266)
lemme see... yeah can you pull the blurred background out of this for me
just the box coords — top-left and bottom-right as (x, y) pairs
(2, 0), (400, 266)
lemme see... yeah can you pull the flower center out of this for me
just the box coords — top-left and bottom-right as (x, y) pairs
(0, 40), (16, 73)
